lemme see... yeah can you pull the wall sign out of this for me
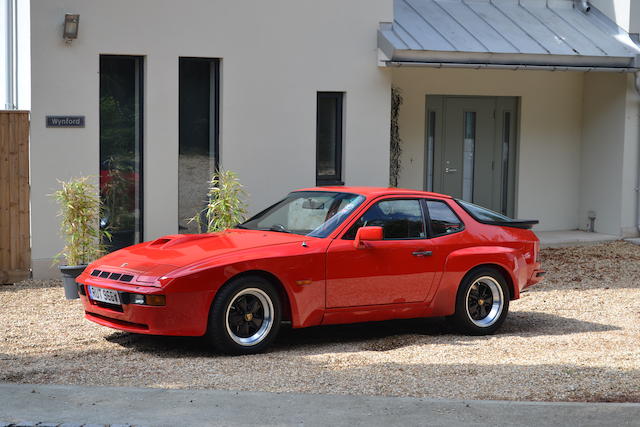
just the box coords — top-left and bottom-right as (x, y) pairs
(46, 115), (85, 128)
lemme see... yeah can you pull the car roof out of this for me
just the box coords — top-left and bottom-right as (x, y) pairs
(293, 186), (452, 199)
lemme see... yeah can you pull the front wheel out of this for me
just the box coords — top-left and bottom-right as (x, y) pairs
(450, 267), (510, 335)
(206, 276), (281, 354)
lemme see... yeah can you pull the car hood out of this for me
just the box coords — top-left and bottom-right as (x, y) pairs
(87, 229), (308, 285)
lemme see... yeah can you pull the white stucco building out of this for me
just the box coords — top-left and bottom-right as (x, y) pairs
(21, 0), (640, 278)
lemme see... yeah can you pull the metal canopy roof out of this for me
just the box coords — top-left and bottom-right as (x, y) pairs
(378, 0), (640, 71)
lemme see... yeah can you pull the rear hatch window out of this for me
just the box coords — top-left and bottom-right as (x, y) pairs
(456, 200), (538, 230)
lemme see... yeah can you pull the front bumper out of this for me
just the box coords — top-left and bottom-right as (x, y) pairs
(77, 277), (213, 336)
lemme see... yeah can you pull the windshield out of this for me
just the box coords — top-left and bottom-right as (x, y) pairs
(239, 191), (365, 238)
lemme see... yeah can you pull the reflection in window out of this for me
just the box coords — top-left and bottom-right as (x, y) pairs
(344, 199), (425, 240)
(427, 200), (463, 236)
(99, 55), (143, 251)
(462, 112), (476, 202)
(501, 112), (511, 215)
(426, 110), (435, 191)
(457, 199), (512, 222)
(240, 191), (364, 238)
(178, 58), (220, 233)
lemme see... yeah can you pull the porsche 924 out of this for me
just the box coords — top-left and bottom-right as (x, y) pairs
(76, 187), (545, 354)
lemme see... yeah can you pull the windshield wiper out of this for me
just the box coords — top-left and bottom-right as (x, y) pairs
(264, 224), (292, 234)
(234, 224), (249, 229)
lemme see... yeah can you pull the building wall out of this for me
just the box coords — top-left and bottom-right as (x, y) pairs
(581, 0), (640, 236)
(621, 74), (640, 236)
(392, 68), (585, 232)
(590, 0), (631, 31)
(580, 73), (627, 235)
(631, 0), (640, 33)
(30, 0), (393, 277)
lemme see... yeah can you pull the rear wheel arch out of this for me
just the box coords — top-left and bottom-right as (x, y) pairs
(464, 263), (516, 301)
(443, 246), (520, 301)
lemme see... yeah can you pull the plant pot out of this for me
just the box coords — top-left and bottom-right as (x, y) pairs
(59, 265), (87, 300)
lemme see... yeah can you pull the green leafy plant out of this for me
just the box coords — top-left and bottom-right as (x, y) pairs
(52, 176), (111, 266)
(190, 169), (248, 233)
(390, 86), (403, 187)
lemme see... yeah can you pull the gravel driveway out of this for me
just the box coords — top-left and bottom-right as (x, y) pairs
(1, 241), (639, 402)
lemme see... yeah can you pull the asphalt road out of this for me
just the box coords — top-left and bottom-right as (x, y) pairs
(1, 383), (639, 427)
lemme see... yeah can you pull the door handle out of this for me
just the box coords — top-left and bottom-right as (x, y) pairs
(412, 250), (433, 257)
(445, 167), (458, 174)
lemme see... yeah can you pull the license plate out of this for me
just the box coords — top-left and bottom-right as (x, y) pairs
(88, 285), (121, 305)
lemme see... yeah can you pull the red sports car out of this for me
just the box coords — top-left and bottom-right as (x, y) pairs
(77, 187), (544, 354)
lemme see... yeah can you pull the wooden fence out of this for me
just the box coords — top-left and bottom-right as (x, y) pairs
(0, 111), (30, 284)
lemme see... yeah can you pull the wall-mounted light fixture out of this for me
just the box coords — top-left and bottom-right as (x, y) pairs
(63, 14), (79, 43)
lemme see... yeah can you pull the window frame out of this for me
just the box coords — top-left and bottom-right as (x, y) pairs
(341, 197), (428, 241)
(422, 198), (465, 238)
(316, 92), (344, 186)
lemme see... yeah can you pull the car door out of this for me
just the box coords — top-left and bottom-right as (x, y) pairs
(325, 198), (437, 308)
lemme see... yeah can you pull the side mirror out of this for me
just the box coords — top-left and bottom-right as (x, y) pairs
(354, 226), (383, 248)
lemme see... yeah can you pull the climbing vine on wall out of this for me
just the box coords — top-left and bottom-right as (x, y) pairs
(390, 86), (403, 187)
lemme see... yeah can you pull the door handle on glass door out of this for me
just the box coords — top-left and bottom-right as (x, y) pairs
(445, 167), (458, 173)
(412, 250), (433, 257)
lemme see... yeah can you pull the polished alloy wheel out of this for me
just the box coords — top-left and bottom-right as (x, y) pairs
(225, 288), (274, 346)
(464, 276), (504, 327)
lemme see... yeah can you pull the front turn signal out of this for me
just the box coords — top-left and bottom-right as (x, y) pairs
(128, 293), (166, 306)
(145, 295), (166, 306)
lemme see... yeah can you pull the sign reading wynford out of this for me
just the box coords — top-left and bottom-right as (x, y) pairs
(46, 115), (85, 128)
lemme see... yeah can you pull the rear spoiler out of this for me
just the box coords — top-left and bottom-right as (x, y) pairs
(486, 220), (539, 230)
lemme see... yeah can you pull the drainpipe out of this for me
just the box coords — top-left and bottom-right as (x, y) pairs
(4, 0), (18, 110)
(574, 0), (591, 13)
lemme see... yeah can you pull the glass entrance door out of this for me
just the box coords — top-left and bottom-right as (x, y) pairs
(426, 96), (517, 216)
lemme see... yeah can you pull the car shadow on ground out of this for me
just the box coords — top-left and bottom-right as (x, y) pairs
(102, 310), (620, 357)
(271, 310), (620, 353)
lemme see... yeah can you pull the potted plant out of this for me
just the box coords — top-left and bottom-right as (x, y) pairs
(52, 176), (110, 299)
(190, 169), (248, 233)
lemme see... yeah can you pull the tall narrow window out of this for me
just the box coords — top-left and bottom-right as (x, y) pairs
(178, 58), (220, 233)
(462, 111), (476, 202)
(99, 55), (144, 251)
(426, 110), (436, 191)
(501, 112), (511, 215)
(316, 92), (344, 186)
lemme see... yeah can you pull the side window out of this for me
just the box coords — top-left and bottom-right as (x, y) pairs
(343, 199), (426, 240)
(426, 200), (463, 237)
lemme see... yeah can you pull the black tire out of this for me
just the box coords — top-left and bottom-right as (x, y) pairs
(206, 275), (281, 355)
(450, 267), (510, 335)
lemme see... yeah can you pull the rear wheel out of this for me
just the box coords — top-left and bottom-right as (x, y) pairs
(206, 275), (281, 354)
(450, 267), (510, 335)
